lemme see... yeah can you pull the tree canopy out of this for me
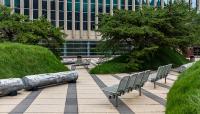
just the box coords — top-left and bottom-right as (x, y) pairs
(0, 5), (65, 56)
(97, 3), (199, 54)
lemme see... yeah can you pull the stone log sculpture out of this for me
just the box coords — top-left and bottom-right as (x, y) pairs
(177, 62), (196, 73)
(0, 78), (24, 96)
(22, 71), (78, 91)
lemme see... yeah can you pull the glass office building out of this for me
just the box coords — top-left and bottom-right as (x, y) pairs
(0, 0), (198, 56)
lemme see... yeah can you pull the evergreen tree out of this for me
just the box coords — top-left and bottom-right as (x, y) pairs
(0, 5), (66, 57)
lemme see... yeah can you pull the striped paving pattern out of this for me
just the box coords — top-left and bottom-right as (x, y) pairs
(0, 59), (179, 114)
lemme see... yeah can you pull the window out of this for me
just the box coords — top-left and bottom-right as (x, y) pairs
(121, 0), (125, 9)
(83, 0), (88, 30)
(50, 1), (56, 24)
(42, 0), (47, 18)
(14, 0), (20, 13)
(4, 0), (10, 7)
(33, 0), (38, 19)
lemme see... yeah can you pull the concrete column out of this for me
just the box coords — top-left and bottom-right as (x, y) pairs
(88, 0), (91, 39)
(1, 0), (4, 5)
(47, 0), (51, 21)
(161, 0), (164, 9)
(189, 0), (192, 10)
(72, 0), (75, 39)
(80, 0), (83, 39)
(103, 0), (106, 13)
(56, 0), (60, 25)
(146, 0), (150, 7)
(132, 0), (135, 11)
(64, 0), (67, 32)
(197, 0), (200, 13)
(55, 0), (59, 27)
(29, 0), (33, 20)
(20, 0), (24, 15)
(10, 0), (14, 14)
(38, 0), (42, 17)
(95, 0), (98, 39)
(125, 0), (128, 10)
(154, 0), (157, 8)
(110, 0), (113, 15)
(118, 0), (121, 9)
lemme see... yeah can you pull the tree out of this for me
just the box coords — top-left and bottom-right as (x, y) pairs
(97, 2), (200, 68)
(0, 5), (66, 57)
(98, 2), (199, 54)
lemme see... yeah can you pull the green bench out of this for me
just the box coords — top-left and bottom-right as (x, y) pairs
(102, 70), (151, 107)
(71, 59), (91, 70)
(149, 64), (172, 88)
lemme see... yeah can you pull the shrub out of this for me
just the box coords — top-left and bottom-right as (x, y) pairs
(166, 61), (200, 114)
(90, 47), (188, 74)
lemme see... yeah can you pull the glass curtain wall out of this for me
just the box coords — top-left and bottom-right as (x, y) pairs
(4, 0), (10, 7)
(83, 0), (87, 30)
(121, 0), (125, 9)
(4, 0), (195, 31)
(91, 0), (95, 30)
(106, 0), (110, 13)
(33, 0), (38, 19)
(67, 0), (72, 29)
(128, 0), (132, 10)
(59, 0), (64, 29)
(42, 0), (47, 18)
(2, 0), (198, 56)
(24, 0), (29, 16)
(50, 0), (56, 26)
(14, 0), (20, 13)
(75, 0), (80, 30)
(113, 0), (117, 9)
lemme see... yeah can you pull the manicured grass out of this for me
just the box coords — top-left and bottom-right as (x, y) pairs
(90, 47), (189, 74)
(90, 62), (128, 74)
(139, 47), (189, 70)
(0, 43), (69, 79)
(166, 61), (200, 114)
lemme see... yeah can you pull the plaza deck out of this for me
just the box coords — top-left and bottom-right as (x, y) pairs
(0, 59), (179, 114)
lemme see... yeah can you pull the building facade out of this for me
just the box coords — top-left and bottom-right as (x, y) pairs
(0, 0), (199, 56)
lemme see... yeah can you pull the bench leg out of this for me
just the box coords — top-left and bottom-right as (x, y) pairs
(165, 77), (167, 84)
(115, 95), (118, 107)
(139, 87), (142, 96)
(154, 82), (156, 89)
(71, 65), (76, 71)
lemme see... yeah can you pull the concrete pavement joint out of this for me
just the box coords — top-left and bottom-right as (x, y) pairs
(85, 68), (135, 114)
(8, 90), (42, 114)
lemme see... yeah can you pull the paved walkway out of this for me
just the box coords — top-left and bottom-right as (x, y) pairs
(0, 59), (179, 114)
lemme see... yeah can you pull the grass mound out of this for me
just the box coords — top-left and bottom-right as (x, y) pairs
(90, 47), (188, 74)
(166, 61), (200, 114)
(0, 43), (68, 79)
